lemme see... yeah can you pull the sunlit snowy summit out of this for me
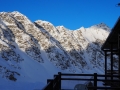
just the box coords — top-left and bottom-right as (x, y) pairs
(0, 11), (115, 89)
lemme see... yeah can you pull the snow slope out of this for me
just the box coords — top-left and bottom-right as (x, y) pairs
(0, 11), (115, 89)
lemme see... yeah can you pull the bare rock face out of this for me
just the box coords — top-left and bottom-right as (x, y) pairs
(0, 11), (113, 81)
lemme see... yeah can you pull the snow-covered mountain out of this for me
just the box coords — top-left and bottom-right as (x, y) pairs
(0, 11), (115, 89)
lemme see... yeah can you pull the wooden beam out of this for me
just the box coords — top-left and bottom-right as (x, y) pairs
(110, 43), (113, 81)
(108, 42), (118, 44)
(118, 34), (120, 74)
(104, 51), (107, 80)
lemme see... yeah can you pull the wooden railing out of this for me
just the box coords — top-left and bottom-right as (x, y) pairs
(43, 72), (120, 90)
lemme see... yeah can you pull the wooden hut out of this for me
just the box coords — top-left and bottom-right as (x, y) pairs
(101, 17), (120, 83)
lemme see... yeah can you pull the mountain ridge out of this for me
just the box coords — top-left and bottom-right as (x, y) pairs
(0, 11), (115, 89)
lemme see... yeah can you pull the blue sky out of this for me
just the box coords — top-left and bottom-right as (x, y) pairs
(0, 0), (120, 30)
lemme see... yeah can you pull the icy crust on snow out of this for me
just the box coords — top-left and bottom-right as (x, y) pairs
(0, 11), (116, 89)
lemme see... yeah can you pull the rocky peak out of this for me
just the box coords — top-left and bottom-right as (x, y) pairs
(90, 23), (110, 32)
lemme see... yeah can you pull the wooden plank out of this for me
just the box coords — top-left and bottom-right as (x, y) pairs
(61, 73), (94, 76)
(94, 73), (97, 90)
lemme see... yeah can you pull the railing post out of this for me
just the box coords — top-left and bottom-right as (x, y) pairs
(104, 51), (107, 81)
(58, 72), (61, 90)
(47, 79), (53, 90)
(54, 75), (59, 90)
(94, 73), (97, 90)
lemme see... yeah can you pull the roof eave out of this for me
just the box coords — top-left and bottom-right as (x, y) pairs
(101, 17), (120, 50)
